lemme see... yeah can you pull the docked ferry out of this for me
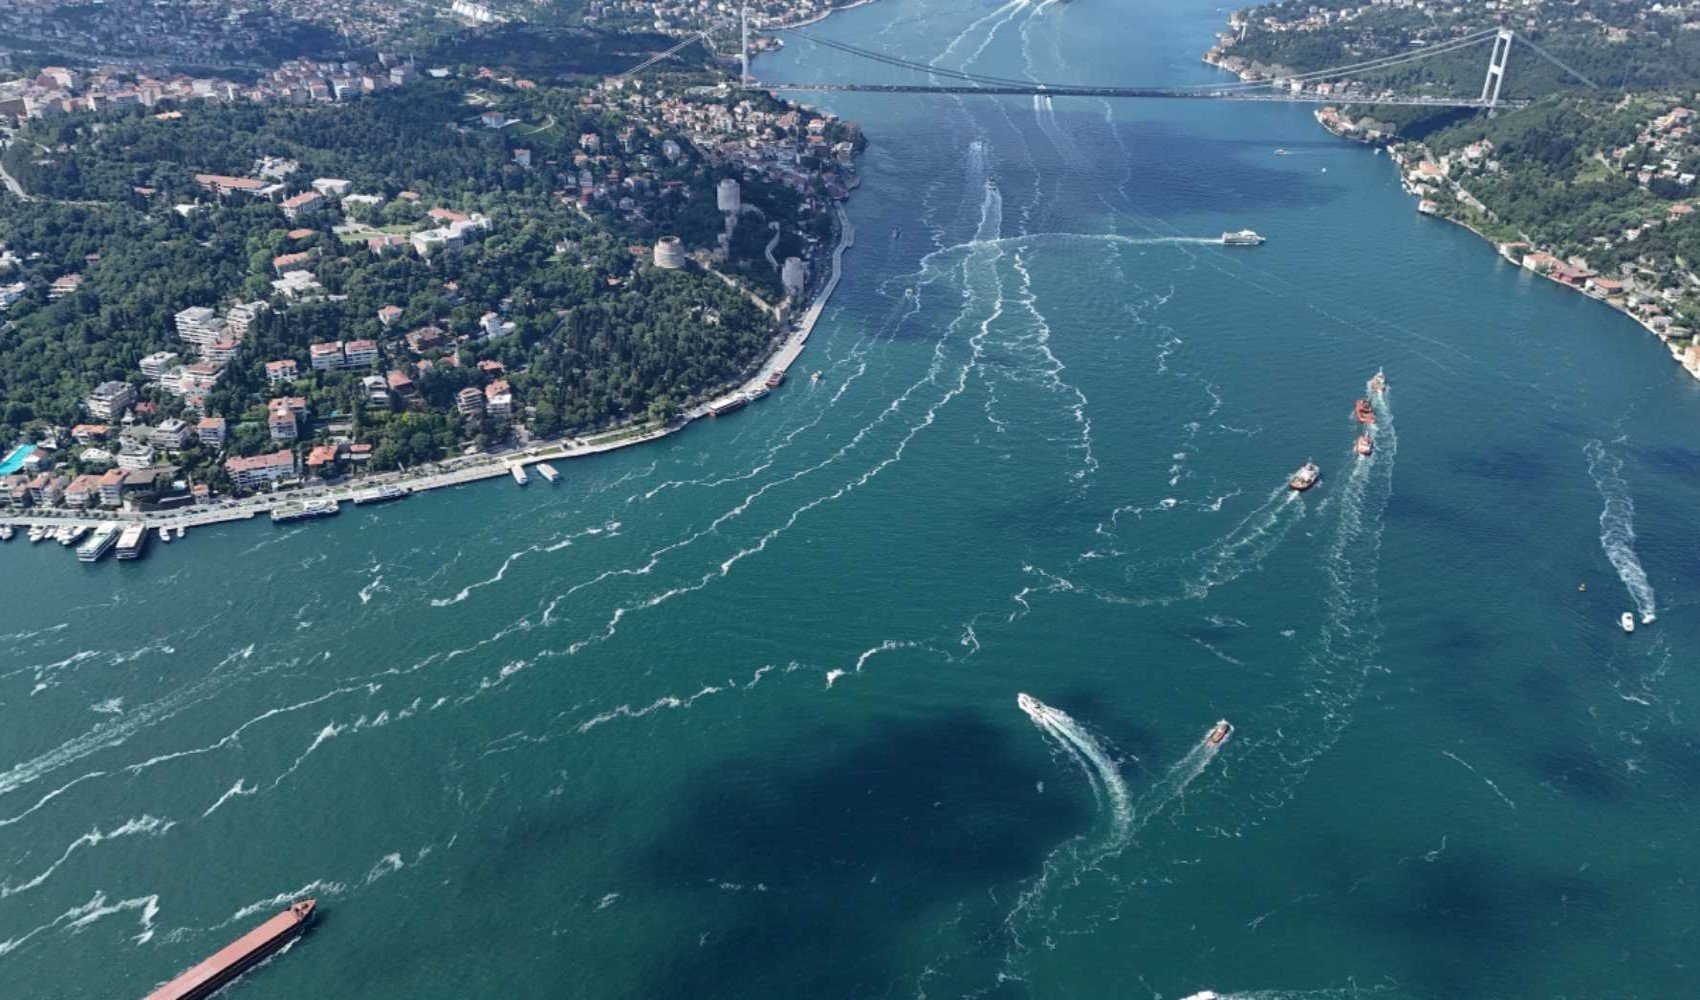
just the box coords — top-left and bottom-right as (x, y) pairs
(352, 485), (408, 506)
(510, 464), (528, 486)
(272, 498), (339, 524)
(708, 394), (748, 418)
(536, 463), (560, 484)
(1220, 229), (1265, 246)
(1289, 461), (1320, 491)
(765, 369), (787, 390)
(116, 523), (147, 560)
(76, 524), (121, 562)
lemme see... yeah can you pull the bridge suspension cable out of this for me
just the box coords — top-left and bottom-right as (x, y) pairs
(617, 30), (714, 78)
(1513, 34), (1599, 89)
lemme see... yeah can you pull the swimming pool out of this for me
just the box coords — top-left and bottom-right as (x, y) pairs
(0, 444), (36, 475)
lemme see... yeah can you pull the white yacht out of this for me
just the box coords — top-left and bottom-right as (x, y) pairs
(1220, 229), (1265, 246)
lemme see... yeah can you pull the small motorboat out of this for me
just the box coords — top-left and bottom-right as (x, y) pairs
(1353, 398), (1376, 424)
(1577, 582), (1586, 592)
(1206, 720), (1233, 746)
(1289, 461), (1320, 491)
(157, 526), (172, 544)
(1181, 993), (1220, 1000)
(1621, 612), (1636, 634)
(1354, 434), (1373, 458)
(1274, 148), (1288, 156)
(1641, 611), (1656, 625)
(1367, 369), (1387, 394)
(811, 370), (823, 384)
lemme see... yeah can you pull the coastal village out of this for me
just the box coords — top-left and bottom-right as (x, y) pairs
(0, 12), (864, 555)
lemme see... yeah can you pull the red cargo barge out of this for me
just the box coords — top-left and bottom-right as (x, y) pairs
(145, 899), (315, 1000)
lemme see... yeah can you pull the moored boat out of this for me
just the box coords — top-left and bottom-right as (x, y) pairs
(708, 394), (747, 418)
(1353, 398), (1375, 424)
(115, 523), (147, 560)
(1354, 434), (1373, 457)
(76, 523), (121, 562)
(765, 368), (786, 390)
(510, 464), (528, 486)
(352, 485), (407, 506)
(28, 525), (46, 543)
(157, 526), (172, 544)
(271, 498), (339, 524)
(1620, 612), (1636, 634)
(145, 899), (315, 1000)
(174, 525), (186, 540)
(1207, 720), (1233, 746)
(1288, 461), (1320, 491)
(536, 462), (560, 484)
(59, 525), (88, 546)
(0, 524), (12, 541)
(745, 385), (770, 402)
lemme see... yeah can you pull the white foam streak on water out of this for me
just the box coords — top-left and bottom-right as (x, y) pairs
(1, 814), (175, 898)
(1583, 439), (1656, 622)
(200, 779), (258, 819)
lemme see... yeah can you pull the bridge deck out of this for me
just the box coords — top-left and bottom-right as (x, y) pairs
(751, 82), (1521, 108)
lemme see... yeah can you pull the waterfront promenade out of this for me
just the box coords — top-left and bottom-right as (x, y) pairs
(0, 208), (855, 536)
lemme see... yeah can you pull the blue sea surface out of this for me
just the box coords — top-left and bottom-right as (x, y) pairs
(2, 1), (1699, 997)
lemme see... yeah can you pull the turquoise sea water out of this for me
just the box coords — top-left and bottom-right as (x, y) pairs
(5, 2), (1700, 997)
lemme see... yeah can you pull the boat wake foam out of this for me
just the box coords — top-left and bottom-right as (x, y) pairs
(1584, 439), (1656, 623)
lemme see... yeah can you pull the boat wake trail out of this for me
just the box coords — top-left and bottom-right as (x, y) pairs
(1006, 698), (1224, 958)
(1583, 439), (1656, 624)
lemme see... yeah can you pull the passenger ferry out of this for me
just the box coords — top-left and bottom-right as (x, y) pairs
(765, 369), (787, 390)
(76, 524), (121, 562)
(1220, 229), (1265, 246)
(271, 498), (340, 524)
(535, 463), (560, 484)
(115, 523), (147, 560)
(510, 464), (528, 486)
(709, 394), (748, 417)
(745, 385), (770, 403)
(352, 485), (408, 506)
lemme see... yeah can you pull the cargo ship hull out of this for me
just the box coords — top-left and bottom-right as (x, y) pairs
(145, 899), (315, 1000)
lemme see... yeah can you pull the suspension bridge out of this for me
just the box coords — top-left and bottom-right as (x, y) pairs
(621, 8), (1598, 112)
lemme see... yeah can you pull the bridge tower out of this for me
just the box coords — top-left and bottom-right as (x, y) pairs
(1480, 28), (1513, 113)
(740, 4), (750, 88)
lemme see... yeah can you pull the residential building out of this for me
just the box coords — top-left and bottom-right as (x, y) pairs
(456, 386), (485, 417)
(309, 342), (344, 370)
(117, 441), (156, 470)
(148, 418), (193, 450)
(139, 351), (178, 380)
(343, 339), (379, 367)
(377, 305), (403, 326)
(280, 190), (325, 220)
(225, 449), (297, 490)
(485, 379), (514, 420)
(268, 405), (298, 441)
(265, 359), (299, 384)
(198, 416), (227, 447)
(85, 380), (136, 420)
(175, 305), (226, 348)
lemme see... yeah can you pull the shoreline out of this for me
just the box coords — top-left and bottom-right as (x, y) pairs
(1306, 110), (1700, 376)
(0, 206), (857, 537)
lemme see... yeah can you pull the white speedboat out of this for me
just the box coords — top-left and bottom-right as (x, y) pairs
(1181, 993), (1220, 1000)
(1641, 611), (1656, 625)
(1620, 612), (1635, 634)
(157, 526), (172, 544)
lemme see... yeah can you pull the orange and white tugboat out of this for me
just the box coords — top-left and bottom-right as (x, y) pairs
(1206, 720), (1233, 746)
(1367, 369), (1387, 395)
(1354, 434), (1374, 458)
(1288, 460), (1320, 491)
(1353, 398), (1376, 424)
